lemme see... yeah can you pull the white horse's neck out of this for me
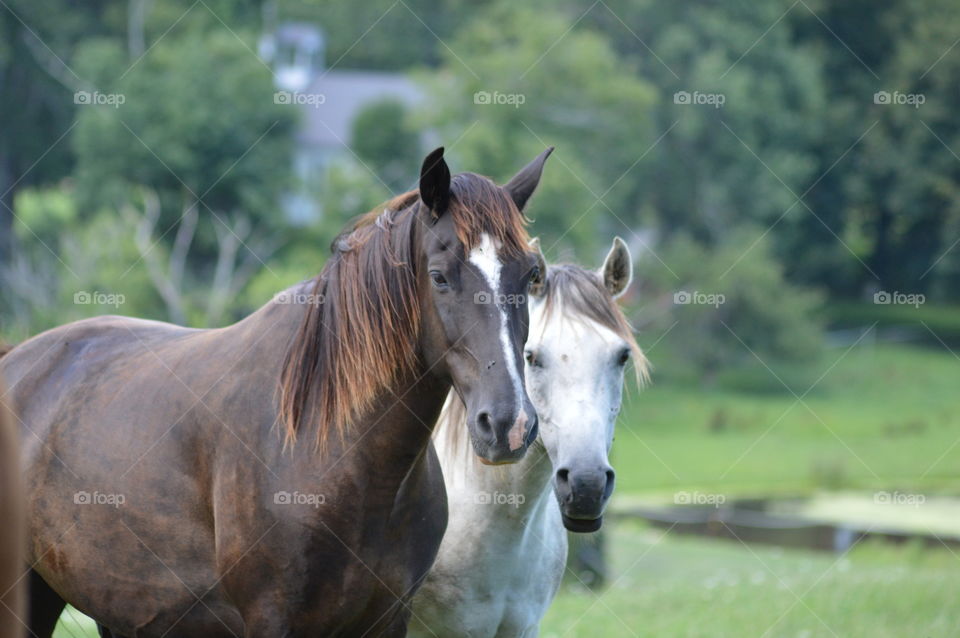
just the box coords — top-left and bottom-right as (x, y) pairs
(412, 412), (567, 637)
(433, 413), (557, 530)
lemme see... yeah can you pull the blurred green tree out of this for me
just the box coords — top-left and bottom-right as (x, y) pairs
(70, 25), (295, 325)
(421, 0), (657, 256)
(0, 0), (117, 264)
(350, 99), (422, 193)
(841, 0), (960, 300)
(591, 0), (827, 245)
(276, 0), (487, 71)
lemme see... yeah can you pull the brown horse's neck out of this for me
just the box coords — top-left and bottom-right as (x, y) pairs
(231, 283), (448, 483)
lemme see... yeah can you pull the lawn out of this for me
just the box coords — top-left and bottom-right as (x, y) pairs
(614, 343), (960, 496)
(541, 520), (960, 638)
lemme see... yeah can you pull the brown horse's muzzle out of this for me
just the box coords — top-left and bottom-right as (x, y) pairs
(470, 397), (538, 464)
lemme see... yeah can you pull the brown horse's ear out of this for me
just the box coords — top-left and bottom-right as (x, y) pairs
(505, 146), (554, 211)
(420, 147), (451, 219)
(528, 237), (547, 298)
(599, 237), (632, 298)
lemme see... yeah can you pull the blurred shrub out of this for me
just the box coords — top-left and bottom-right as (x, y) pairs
(633, 229), (825, 389)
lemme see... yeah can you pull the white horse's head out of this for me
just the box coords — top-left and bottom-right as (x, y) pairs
(525, 237), (648, 532)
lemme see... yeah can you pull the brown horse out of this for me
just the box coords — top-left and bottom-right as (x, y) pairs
(0, 147), (552, 637)
(0, 366), (25, 638)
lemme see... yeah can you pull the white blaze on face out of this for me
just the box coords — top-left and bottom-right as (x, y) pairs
(468, 233), (528, 450)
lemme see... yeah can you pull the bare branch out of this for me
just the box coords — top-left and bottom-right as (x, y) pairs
(124, 188), (189, 325)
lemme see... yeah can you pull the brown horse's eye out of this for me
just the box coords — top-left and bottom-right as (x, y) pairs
(430, 271), (448, 289)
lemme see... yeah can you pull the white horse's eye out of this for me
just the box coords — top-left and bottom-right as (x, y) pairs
(616, 348), (630, 366)
(524, 349), (542, 368)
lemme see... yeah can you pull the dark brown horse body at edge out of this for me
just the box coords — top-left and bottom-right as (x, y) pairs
(0, 147), (553, 637)
(0, 371), (25, 638)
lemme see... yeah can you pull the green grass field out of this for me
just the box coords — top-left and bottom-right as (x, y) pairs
(51, 343), (960, 637)
(541, 521), (960, 638)
(614, 343), (960, 495)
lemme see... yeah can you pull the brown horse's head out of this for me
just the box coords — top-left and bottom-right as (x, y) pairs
(414, 147), (552, 463)
(278, 147), (553, 463)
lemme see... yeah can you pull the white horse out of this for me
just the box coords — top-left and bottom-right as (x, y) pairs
(408, 237), (648, 638)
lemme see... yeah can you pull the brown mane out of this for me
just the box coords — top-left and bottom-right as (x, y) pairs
(278, 173), (530, 448)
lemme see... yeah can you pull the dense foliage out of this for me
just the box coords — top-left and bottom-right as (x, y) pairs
(1, 0), (956, 379)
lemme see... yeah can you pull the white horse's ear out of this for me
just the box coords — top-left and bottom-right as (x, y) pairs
(528, 237), (547, 298)
(599, 237), (632, 298)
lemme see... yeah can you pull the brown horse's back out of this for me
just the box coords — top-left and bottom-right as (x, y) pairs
(0, 374), (25, 638)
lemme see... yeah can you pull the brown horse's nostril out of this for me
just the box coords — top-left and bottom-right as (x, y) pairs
(474, 408), (532, 461)
(476, 412), (495, 440)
